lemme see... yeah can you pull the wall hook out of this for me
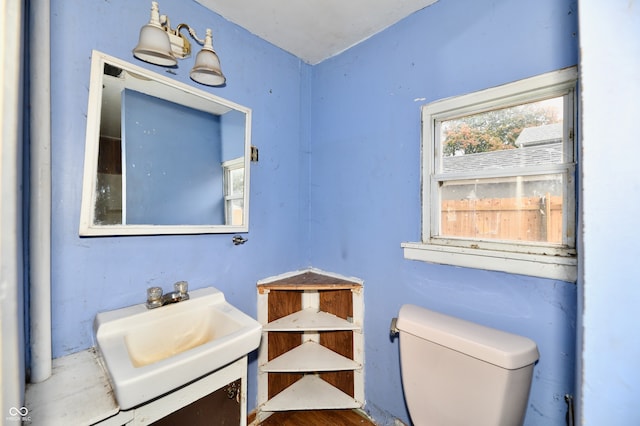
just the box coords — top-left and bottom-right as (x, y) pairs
(232, 235), (248, 245)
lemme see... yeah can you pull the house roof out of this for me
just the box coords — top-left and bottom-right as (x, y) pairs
(442, 123), (563, 173)
(516, 123), (563, 147)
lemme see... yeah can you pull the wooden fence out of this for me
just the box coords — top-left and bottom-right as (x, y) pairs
(441, 195), (563, 243)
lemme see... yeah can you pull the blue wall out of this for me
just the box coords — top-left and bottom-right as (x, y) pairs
(49, 0), (309, 411)
(122, 90), (225, 225)
(308, 0), (578, 424)
(48, 0), (578, 424)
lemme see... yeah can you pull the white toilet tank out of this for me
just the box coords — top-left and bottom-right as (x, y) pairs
(396, 304), (539, 426)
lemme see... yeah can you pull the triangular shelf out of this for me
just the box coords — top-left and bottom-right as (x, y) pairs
(262, 307), (360, 332)
(260, 375), (361, 412)
(261, 341), (361, 372)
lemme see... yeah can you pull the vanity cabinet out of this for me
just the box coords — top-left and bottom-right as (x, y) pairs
(116, 357), (248, 425)
(256, 269), (364, 422)
(151, 380), (240, 426)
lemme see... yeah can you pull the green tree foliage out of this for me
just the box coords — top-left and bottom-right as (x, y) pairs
(442, 103), (560, 157)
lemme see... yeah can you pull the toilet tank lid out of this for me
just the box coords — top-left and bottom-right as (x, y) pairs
(396, 304), (539, 370)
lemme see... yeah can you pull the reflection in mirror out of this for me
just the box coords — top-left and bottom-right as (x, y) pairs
(80, 51), (251, 236)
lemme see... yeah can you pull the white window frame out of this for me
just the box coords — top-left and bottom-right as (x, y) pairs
(222, 157), (245, 226)
(402, 67), (578, 281)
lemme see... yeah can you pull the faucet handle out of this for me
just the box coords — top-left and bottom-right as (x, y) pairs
(146, 286), (163, 309)
(174, 281), (189, 295)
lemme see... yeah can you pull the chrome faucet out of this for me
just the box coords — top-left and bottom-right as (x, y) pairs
(146, 281), (190, 309)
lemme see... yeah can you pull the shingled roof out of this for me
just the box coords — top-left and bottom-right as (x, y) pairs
(442, 123), (563, 173)
(516, 123), (563, 147)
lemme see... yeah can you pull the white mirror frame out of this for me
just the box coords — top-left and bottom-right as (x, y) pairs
(79, 50), (252, 236)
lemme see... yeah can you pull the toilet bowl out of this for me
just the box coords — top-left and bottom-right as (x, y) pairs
(394, 304), (539, 426)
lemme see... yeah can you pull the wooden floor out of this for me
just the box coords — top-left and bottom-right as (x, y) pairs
(257, 410), (376, 426)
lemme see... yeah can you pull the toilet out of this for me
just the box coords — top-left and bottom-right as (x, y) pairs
(394, 304), (539, 426)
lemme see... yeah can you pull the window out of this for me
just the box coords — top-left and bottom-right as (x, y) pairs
(222, 158), (245, 226)
(402, 68), (578, 281)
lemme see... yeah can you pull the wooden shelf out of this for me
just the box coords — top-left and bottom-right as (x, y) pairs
(262, 341), (361, 373)
(262, 307), (360, 332)
(257, 269), (364, 421)
(260, 375), (361, 412)
(257, 270), (362, 293)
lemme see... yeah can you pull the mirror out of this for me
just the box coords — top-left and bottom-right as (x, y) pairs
(79, 51), (251, 236)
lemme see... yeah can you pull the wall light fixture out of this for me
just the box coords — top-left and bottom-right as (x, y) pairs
(133, 1), (226, 86)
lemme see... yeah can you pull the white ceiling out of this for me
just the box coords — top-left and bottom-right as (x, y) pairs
(195, 0), (439, 65)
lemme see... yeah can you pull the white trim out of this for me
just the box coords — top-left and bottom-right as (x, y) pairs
(222, 157), (245, 169)
(405, 67), (578, 281)
(402, 242), (577, 282)
(426, 67), (578, 120)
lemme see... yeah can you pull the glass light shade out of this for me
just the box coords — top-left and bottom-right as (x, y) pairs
(190, 47), (226, 86)
(133, 23), (177, 67)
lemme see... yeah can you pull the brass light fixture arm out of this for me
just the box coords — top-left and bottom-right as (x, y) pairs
(156, 14), (195, 58)
(176, 23), (206, 45)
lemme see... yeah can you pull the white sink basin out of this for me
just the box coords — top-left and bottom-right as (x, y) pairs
(94, 287), (261, 409)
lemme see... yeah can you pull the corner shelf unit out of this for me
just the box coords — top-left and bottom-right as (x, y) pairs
(256, 269), (364, 421)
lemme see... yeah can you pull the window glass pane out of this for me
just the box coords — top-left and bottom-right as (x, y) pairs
(439, 174), (564, 243)
(439, 97), (564, 173)
(223, 163), (244, 225)
(229, 199), (244, 226)
(229, 168), (244, 196)
(94, 172), (122, 225)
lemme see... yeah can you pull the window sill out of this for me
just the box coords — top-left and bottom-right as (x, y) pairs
(401, 242), (577, 282)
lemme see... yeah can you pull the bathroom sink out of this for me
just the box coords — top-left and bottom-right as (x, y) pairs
(94, 287), (261, 410)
